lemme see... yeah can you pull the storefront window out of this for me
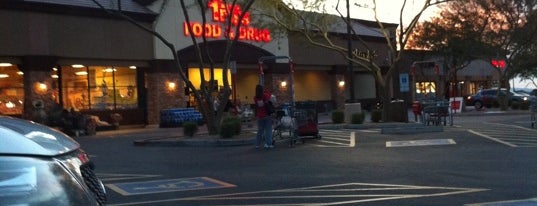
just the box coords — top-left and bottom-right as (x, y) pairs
(0, 64), (24, 115)
(61, 65), (137, 111)
(415, 81), (437, 100)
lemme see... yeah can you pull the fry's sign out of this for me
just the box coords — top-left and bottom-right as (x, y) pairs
(183, 0), (271, 42)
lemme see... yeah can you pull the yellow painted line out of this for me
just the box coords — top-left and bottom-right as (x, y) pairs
(97, 173), (161, 182)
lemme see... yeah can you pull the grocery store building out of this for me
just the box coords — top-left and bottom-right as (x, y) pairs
(0, 0), (396, 126)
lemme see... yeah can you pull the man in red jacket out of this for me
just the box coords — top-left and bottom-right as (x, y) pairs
(254, 84), (273, 149)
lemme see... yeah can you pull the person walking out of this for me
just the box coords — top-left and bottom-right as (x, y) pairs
(254, 84), (273, 149)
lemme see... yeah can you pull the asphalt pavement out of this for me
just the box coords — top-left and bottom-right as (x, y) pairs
(90, 107), (530, 147)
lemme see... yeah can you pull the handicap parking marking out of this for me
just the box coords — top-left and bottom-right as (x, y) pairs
(465, 197), (537, 206)
(106, 177), (236, 196)
(386, 138), (456, 147)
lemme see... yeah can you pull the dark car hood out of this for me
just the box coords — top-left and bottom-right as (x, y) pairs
(0, 116), (80, 156)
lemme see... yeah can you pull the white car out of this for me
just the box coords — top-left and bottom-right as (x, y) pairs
(0, 115), (107, 205)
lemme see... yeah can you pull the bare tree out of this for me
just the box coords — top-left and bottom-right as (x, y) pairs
(93, 0), (255, 134)
(257, 0), (448, 121)
(409, 0), (537, 110)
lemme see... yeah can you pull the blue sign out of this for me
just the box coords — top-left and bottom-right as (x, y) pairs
(399, 73), (410, 92)
(106, 177), (235, 195)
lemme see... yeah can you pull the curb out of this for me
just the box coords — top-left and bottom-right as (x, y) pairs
(133, 138), (255, 147)
(381, 126), (444, 134)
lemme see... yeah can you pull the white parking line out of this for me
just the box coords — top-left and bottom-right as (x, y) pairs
(311, 131), (355, 147)
(468, 129), (518, 147)
(108, 182), (487, 206)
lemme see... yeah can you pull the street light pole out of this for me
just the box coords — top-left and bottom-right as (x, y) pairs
(347, 0), (355, 101)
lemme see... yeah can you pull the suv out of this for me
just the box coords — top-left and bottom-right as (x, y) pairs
(0, 115), (107, 205)
(466, 88), (529, 110)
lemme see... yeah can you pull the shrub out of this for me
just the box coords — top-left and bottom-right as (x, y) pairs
(351, 112), (365, 124)
(182, 121), (198, 137)
(220, 116), (242, 138)
(371, 109), (382, 123)
(331, 110), (344, 124)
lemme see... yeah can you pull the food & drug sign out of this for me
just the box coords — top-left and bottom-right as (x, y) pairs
(183, 0), (271, 42)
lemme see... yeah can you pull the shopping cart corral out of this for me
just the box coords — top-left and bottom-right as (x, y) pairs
(422, 100), (453, 126)
(272, 103), (321, 147)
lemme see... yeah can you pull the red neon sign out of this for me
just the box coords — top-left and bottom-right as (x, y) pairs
(183, 0), (271, 43)
(208, 0), (250, 26)
(491, 59), (505, 70)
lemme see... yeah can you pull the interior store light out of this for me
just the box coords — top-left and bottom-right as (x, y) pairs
(75, 71), (88, 76)
(129, 66), (137, 69)
(17, 71), (24, 75)
(0, 63), (13, 67)
(0, 74), (9, 78)
(72, 64), (84, 68)
(104, 68), (116, 72)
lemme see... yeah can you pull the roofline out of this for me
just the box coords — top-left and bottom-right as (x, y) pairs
(0, 0), (157, 22)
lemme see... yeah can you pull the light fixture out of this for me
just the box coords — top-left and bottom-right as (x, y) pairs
(167, 82), (176, 90)
(338, 80), (345, 87)
(35, 82), (47, 93)
(38, 82), (47, 91)
(17, 71), (24, 75)
(280, 81), (287, 88)
(0, 74), (9, 78)
(0, 63), (13, 67)
(75, 71), (88, 76)
(129, 66), (137, 69)
(72, 64), (84, 68)
(51, 74), (59, 79)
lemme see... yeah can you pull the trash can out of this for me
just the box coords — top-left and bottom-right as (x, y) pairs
(388, 99), (408, 122)
(344, 103), (362, 123)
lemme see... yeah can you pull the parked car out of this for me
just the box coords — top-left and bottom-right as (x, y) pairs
(466, 88), (529, 110)
(0, 115), (107, 205)
(512, 87), (536, 96)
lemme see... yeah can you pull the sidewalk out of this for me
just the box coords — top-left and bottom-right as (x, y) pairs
(91, 108), (529, 147)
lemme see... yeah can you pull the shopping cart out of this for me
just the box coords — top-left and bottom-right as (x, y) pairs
(272, 108), (297, 147)
(422, 100), (450, 126)
(271, 103), (321, 147)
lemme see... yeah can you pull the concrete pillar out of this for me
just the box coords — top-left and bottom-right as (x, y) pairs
(146, 60), (186, 125)
(20, 55), (58, 123)
(330, 66), (347, 110)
